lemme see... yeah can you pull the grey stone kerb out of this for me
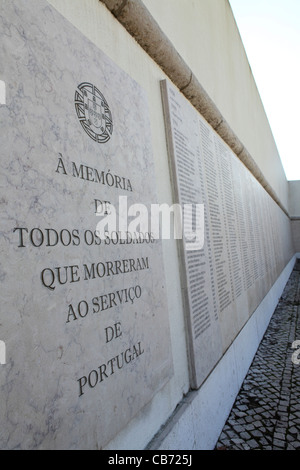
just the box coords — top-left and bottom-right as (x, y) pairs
(100, 0), (289, 217)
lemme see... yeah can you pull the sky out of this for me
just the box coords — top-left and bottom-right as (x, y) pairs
(228, 0), (300, 181)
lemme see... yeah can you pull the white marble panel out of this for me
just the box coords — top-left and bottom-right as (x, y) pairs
(161, 78), (294, 389)
(0, 0), (173, 449)
(161, 80), (222, 388)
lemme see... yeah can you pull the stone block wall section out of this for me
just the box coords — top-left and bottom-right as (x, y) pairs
(99, 0), (290, 217)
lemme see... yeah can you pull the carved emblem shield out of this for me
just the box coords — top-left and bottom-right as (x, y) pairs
(75, 82), (113, 143)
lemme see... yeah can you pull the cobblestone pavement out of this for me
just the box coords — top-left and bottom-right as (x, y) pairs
(216, 259), (300, 450)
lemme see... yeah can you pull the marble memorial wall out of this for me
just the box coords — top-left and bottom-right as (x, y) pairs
(0, 0), (295, 451)
(0, 0), (173, 449)
(161, 80), (294, 388)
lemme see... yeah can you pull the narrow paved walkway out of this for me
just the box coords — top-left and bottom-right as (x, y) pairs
(216, 259), (300, 450)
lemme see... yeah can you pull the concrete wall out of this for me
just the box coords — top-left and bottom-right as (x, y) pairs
(41, 0), (296, 449)
(142, 0), (289, 211)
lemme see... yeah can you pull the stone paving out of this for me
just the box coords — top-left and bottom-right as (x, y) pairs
(216, 259), (300, 450)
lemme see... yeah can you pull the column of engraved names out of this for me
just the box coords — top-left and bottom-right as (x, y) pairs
(265, 193), (276, 273)
(198, 127), (219, 323)
(271, 198), (284, 274)
(167, 89), (208, 340)
(231, 157), (248, 298)
(254, 182), (267, 281)
(211, 137), (233, 312)
(242, 172), (255, 290)
(259, 182), (271, 280)
(248, 176), (260, 282)
(198, 119), (219, 321)
(218, 141), (243, 302)
(193, 118), (217, 335)
(173, 127), (198, 205)
(172, 121), (212, 339)
(269, 199), (280, 276)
